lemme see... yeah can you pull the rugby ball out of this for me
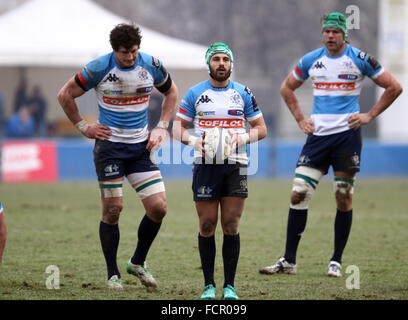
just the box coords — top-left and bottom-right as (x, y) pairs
(203, 127), (232, 161)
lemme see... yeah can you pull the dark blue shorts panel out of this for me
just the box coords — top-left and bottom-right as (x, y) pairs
(93, 139), (159, 181)
(297, 129), (362, 174)
(192, 162), (248, 201)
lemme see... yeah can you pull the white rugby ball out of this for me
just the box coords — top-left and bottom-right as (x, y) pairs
(203, 127), (232, 161)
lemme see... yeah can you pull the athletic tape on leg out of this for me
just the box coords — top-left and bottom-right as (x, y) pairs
(135, 178), (165, 200)
(333, 177), (355, 195)
(290, 167), (323, 210)
(100, 182), (123, 198)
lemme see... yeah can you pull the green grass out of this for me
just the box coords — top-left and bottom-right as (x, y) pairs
(0, 179), (407, 300)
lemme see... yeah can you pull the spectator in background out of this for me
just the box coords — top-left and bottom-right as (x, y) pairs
(4, 106), (35, 138)
(28, 85), (48, 136)
(13, 79), (27, 113)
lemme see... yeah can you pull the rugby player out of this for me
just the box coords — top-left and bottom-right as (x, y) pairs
(57, 23), (178, 290)
(173, 42), (267, 299)
(259, 12), (402, 277)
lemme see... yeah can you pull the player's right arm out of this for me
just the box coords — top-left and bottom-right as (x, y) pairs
(280, 72), (315, 135)
(172, 116), (205, 157)
(57, 77), (111, 140)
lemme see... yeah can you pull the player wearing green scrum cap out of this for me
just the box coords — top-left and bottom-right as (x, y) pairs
(321, 12), (348, 39)
(205, 42), (234, 79)
(173, 42), (267, 299)
(321, 12), (349, 56)
(260, 12), (402, 279)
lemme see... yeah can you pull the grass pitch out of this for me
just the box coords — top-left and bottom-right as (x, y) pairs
(0, 178), (407, 300)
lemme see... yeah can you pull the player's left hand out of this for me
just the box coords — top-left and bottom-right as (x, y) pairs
(146, 127), (168, 152)
(348, 113), (373, 130)
(229, 130), (243, 152)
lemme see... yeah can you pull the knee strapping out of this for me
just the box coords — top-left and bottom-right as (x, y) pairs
(333, 177), (355, 196)
(290, 167), (323, 209)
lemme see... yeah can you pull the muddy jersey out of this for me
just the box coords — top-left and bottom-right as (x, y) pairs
(75, 51), (171, 143)
(177, 79), (262, 164)
(293, 44), (384, 136)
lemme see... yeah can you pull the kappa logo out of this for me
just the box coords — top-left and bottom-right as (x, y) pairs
(105, 73), (119, 82)
(197, 95), (213, 104)
(312, 61), (326, 69)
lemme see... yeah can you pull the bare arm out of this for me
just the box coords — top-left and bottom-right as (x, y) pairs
(280, 72), (315, 134)
(230, 115), (268, 149)
(57, 77), (111, 140)
(172, 116), (205, 156)
(348, 70), (403, 130)
(146, 81), (179, 151)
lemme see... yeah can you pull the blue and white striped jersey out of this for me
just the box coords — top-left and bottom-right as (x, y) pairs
(293, 44), (384, 136)
(0, 202), (3, 214)
(76, 51), (170, 143)
(177, 79), (263, 163)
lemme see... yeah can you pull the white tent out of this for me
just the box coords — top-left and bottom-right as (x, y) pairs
(0, 0), (207, 69)
(0, 0), (208, 124)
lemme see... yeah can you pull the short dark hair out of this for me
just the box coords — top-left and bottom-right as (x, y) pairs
(109, 23), (142, 51)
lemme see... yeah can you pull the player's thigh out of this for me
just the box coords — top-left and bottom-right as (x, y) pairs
(332, 128), (362, 173)
(127, 171), (166, 222)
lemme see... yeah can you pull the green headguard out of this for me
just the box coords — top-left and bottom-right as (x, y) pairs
(321, 12), (348, 39)
(205, 42), (234, 74)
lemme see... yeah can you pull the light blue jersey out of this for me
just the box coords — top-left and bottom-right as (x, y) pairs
(293, 44), (384, 135)
(177, 79), (262, 164)
(76, 51), (171, 143)
(0, 202), (3, 215)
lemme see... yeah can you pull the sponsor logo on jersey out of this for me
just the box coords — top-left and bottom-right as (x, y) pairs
(102, 95), (149, 105)
(198, 118), (244, 128)
(136, 86), (153, 94)
(358, 51), (366, 60)
(314, 82), (355, 90)
(103, 89), (123, 95)
(228, 109), (244, 116)
(198, 111), (216, 116)
(311, 75), (327, 80)
(338, 74), (358, 80)
(152, 57), (160, 68)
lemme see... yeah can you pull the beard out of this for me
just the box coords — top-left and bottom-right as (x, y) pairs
(209, 67), (231, 82)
